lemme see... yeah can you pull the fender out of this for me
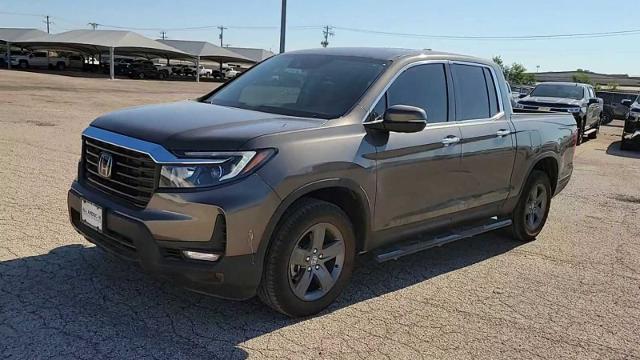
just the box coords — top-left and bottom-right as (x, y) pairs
(254, 178), (373, 272)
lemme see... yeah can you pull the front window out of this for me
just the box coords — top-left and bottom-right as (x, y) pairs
(205, 54), (388, 119)
(530, 84), (585, 100)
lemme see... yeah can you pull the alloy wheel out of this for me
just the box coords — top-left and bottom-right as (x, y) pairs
(288, 222), (345, 301)
(525, 183), (547, 231)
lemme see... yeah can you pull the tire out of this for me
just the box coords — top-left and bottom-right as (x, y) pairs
(258, 199), (356, 317)
(18, 60), (28, 69)
(137, 72), (144, 79)
(510, 170), (552, 242)
(601, 111), (613, 124)
(158, 71), (166, 80)
(576, 117), (585, 145)
(588, 118), (600, 139)
(56, 62), (66, 71)
(620, 136), (630, 150)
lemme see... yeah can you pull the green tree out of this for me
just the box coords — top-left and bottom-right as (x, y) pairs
(492, 56), (535, 85)
(572, 72), (592, 85)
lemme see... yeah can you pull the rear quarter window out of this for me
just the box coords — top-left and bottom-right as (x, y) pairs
(451, 64), (492, 121)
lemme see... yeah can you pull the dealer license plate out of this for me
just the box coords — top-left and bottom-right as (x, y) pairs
(81, 199), (103, 232)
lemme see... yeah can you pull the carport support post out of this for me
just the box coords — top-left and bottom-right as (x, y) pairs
(109, 47), (115, 80)
(196, 56), (200, 83)
(6, 42), (11, 69)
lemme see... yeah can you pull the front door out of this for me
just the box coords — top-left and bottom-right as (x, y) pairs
(451, 63), (515, 209)
(371, 62), (464, 231)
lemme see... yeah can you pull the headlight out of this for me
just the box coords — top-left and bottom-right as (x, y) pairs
(567, 107), (582, 113)
(159, 149), (275, 188)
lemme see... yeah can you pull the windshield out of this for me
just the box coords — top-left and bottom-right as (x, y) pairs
(530, 84), (585, 100)
(205, 54), (388, 119)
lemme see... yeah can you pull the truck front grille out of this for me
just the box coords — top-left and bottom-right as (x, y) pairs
(82, 137), (158, 207)
(518, 101), (575, 109)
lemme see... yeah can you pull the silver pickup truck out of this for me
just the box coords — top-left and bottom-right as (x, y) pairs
(68, 48), (577, 316)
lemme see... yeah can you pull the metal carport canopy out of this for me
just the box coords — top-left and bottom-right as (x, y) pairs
(1, 28), (50, 70)
(158, 39), (256, 82)
(13, 30), (192, 79)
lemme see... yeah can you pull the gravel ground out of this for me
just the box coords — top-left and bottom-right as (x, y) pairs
(1, 70), (639, 360)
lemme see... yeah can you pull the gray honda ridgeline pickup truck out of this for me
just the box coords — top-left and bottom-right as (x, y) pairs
(68, 48), (576, 317)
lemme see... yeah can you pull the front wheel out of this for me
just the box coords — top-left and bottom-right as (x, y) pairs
(511, 170), (552, 242)
(576, 117), (585, 145)
(258, 199), (356, 317)
(589, 117), (600, 139)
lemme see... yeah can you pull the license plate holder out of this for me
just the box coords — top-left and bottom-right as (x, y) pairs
(81, 199), (103, 232)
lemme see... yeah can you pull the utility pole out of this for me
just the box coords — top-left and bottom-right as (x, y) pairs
(217, 26), (228, 72)
(44, 15), (52, 33)
(160, 31), (167, 40)
(321, 26), (334, 48)
(88, 22), (99, 30)
(217, 26), (227, 47)
(44, 16), (53, 70)
(279, 0), (287, 53)
(536, 65), (540, 73)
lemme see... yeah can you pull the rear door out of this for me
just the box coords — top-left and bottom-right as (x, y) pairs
(373, 62), (464, 231)
(452, 63), (515, 209)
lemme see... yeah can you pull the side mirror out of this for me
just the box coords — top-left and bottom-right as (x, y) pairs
(366, 105), (427, 133)
(621, 99), (633, 107)
(519, 93), (527, 99)
(588, 98), (600, 105)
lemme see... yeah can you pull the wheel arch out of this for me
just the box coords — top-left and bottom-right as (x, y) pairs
(527, 154), (560, 196)
(256, 179), (372, 270)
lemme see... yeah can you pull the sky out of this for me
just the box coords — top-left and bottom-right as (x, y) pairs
(2, 0), (639, 75)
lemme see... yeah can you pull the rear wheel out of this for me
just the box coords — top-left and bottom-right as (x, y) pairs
(258, 199), (356, 317)
(137, 72), (145, 79)
(18, 60), (28, 69)
(56, 62), (66, 71)
(511, 170), (552, 242)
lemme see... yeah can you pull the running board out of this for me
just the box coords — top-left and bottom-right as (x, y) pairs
(583, 128), (597, 135)
(374, 218), (512, 263)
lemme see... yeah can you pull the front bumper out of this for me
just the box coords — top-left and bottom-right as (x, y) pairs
(68, 174), (280, 300)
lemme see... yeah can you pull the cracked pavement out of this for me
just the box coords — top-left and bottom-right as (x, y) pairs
(1, 70), (639, 359)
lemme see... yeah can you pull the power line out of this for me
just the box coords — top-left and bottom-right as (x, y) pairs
(333, 26), (640, 41)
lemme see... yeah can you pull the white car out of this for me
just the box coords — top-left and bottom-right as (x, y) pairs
(197, 65), (212, 77)
(10, 51), (69, 70)
(225, 68), (240, 79)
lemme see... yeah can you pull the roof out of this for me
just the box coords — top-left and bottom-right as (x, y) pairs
(285, 47), (454, 60)
(0, 28), (48, 43)
(157, 39), (254, 63)
(13, 30), (190, 59)
(225, 47), (275, 62)
(534, 82), (590, 87)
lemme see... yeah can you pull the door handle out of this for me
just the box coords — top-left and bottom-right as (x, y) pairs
(441, 136), (460, 146)
(496, 129), (511, 137)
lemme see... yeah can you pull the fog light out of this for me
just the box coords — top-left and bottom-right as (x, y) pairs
(182, 251), (221, 262)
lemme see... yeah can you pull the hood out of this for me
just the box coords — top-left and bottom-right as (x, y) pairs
(91, 101), (326, 151)
(520, 96), (582, 106)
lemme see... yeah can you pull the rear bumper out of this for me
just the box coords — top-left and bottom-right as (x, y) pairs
(67, 176), (279, 300)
